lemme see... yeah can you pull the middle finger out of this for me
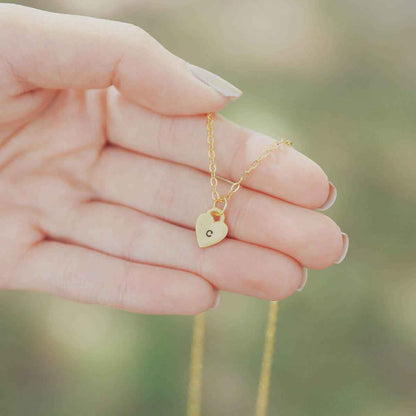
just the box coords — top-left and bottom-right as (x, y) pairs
(90, 146), (344, 269)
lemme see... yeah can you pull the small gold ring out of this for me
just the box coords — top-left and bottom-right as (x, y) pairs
(212, 197), (227, 214)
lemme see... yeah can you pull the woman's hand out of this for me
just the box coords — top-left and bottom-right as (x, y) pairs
(0, 4), (348, 314)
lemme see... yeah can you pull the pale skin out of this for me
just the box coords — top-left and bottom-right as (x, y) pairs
(0, 4), (348, 315)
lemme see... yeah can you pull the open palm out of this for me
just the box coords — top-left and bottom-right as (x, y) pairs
(0, 4), (347, 314)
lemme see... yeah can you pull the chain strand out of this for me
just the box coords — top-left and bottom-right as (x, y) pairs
(255, 301), (279, 416)
(187, 113), (291, 416)
(187, 313), (206, 416)
(206, 112), (292, 212)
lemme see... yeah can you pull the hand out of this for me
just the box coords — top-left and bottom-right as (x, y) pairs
(0, 4), (348, 315)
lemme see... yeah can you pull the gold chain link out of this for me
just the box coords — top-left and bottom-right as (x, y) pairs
(206, 112), (292, 212)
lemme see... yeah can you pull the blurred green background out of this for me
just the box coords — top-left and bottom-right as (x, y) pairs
(1, 0), (415, 415)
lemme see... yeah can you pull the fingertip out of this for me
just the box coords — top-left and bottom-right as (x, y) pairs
(164, 272), (218, 315)
(268, 262), (306, 301)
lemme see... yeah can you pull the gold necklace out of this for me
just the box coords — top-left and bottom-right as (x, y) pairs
(196, 112), (292, 248)
(188, 113), (293, 416)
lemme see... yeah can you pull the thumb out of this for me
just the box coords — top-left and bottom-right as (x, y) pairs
(0, 4), (242, 115)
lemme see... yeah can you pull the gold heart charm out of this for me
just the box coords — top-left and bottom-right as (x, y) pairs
(196, 209), (228, 248)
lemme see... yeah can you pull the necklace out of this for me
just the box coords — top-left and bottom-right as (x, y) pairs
(188, 113), (293, 416)
(195, 112), (292, 248)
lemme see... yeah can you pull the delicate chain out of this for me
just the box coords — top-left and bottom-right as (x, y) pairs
(187, 302), (280, 416)
(187, 114), (290, 416)
(187, 314), (205, 416)
(206, 112), (219, 201)
(206, 112), (292, 212)
(255, 301), (279, 416)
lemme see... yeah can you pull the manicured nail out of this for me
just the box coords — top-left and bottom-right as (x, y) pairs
(297, 267), (308, 291)
(211, 292), (221, 309)
(187, 63), (243, 98)
(318, 182), (337, 211)
(335, 233), (349, 264)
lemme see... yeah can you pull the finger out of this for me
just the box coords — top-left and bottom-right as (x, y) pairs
(41, 201), (305, 300)
(10, 241), (217, 315)
(90, 147), (345, 269)
(0, 4), (241, 115)
(106, 90), (332, 209)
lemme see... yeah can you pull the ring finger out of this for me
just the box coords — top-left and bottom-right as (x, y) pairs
(89, 146), (345, 269)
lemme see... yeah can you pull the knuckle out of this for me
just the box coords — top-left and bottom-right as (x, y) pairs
(57, 252), (79, 298)
(121, 22), (151, 44)
(113, 21), (159, 60)
(124, 220), (148, 260)
(228, 191), (254, 235)
(152, 164), (177, 216)
(115, 261), (135, 309)
(230, 129), (252, 180)
(155, 115), (177, 157)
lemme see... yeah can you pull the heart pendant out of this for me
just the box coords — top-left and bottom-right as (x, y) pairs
(196, 208), (228, 248)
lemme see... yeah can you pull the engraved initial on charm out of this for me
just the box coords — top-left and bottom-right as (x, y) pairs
(196, 209), (228, 248)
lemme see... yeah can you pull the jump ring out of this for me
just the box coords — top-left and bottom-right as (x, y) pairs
(212, 197), (227, 215)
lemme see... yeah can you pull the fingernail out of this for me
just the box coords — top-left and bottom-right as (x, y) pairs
(187, 63), (243, 98)
(335, 233), (349, 264)
(211, 292), (221, 309)
(318, 182), (337, 211)
(297, 267), (308, 291)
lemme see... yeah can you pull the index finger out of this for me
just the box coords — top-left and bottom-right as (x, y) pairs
(107, 89), (335, 209)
